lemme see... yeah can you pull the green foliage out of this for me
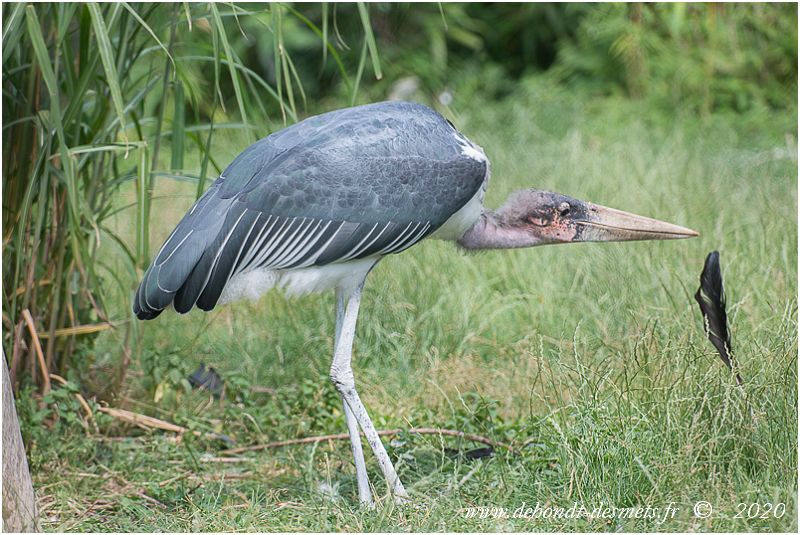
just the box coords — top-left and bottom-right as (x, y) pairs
(554, 3), (797, 113)
(295, 3), (796, 114)
(136, 347), (194, 404)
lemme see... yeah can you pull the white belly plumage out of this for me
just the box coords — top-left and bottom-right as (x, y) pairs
(219, 256), (379, 304)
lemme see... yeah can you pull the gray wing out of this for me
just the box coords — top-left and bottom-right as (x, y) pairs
(134, 101), (486, 319)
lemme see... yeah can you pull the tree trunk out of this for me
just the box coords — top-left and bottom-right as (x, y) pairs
(2, 349), (38, 532)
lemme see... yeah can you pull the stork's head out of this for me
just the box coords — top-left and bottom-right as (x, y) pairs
(489, 189), (698, 246)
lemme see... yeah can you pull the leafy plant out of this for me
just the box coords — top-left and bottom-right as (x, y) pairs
(554, 3), (798, 113)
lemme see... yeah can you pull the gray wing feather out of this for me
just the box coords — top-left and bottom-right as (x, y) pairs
(133, 101), (485, 319)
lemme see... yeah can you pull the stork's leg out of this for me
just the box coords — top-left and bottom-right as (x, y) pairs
(334, 289), (373, 506)
(331, 281), (409, 502)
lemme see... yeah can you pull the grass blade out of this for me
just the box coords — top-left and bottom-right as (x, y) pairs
(197, 105), (216, 200)
(351, 38), (368, 106)
(121, 2), (175, 70)
(3, 3), (26, 63)
(322, 2), (328, 66)
(87, 3), (129, 147)
(25, 7), (66, 156)
(210, 3), (250, 139)
(280, 47), (297, 118)
(183, 2), (192, 31)
(136, 144), (150, 268)
(272, 3), (286, 123)
(25, 5), (81, 240)
(284, 3), (351, 92)
(356, 2), (382, 80)
(171, 79), (185, 171)
(284, 50), (307, 110)
(211, 9), (225, 112)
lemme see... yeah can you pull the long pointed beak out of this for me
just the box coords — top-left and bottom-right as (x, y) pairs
(574, 203), (698, 242)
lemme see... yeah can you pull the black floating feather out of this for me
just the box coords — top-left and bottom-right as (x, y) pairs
(694, 251), (743, 385)
(188, 362), (224, 398)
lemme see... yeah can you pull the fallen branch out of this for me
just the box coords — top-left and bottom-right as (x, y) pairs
(220, 427), (513, 455)
(136, 491), (167, 509)
(99, 407), (184, 433)
(22, 309), (50, 394)
(97, 407), (233, 444)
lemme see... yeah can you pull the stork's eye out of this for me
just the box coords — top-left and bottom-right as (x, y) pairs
(558, 202), (571, 217)
(527, 215), (549, 227)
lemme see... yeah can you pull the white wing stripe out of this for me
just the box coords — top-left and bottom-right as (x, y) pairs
(342, 222), (392, 261)
(192, 208), (249, 306)
(225, 212), (262, 282)
(237, 215), (271, 271)
(378, 222), (418, 255)
(286, 220), (333, 267)
(338, 222), (379, 261)
(250, 217), (296, 269)
(304, 221), (346, 266)
(406, 221), (432, 247)
(247, 218), (291, 270)
(274, 220), (328, 269)
(203, 215), (432, 288)
(142, 269), (158, 311)
(385, 221), (430, 254)
(238, 215), (276, 273)
(406, 221), (431, 247)
(156, 228), (194, 267)
(287, 221), (332, 268)
(153, 226), (183, 265)
(242, 216), (286, 272)
(266, 218), (315, 267)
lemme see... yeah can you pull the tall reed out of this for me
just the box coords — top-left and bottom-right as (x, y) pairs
(2, 2), (380, 390)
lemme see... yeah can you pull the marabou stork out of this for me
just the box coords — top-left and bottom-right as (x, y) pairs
(134, 101), (697, 505)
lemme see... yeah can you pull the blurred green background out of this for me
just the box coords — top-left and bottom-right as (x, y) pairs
(2, 2), (797, 531)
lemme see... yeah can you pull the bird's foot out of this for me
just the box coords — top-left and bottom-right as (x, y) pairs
(358, 485), (375, 508)
(393, 492), (411, 506)
(391, 483), (411, 505)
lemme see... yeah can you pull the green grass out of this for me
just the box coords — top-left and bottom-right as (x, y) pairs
(20, 86), (797, 531)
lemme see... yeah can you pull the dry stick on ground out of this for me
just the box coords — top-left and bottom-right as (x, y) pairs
(99, 407), (188, 434)
(220, 428), (514, 455)
(22, 308), (50, 394)
(136, 491), (167, 509)
(98, 407), (232, 443)
(97, 408), (510, 453)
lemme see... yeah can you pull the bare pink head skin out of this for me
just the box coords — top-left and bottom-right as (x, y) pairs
(458, 189), (698, 250)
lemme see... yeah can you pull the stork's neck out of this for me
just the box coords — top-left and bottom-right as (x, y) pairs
(457, 210), (544, 250)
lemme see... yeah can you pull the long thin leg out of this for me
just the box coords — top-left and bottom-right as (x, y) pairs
(334, 289), (373, 506)
(330, 280), (409, 502)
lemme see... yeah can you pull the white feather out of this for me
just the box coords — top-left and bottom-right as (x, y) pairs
(453, 132), (488, 162)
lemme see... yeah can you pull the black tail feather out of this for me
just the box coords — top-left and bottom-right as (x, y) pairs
(694, 251), (743, 385)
